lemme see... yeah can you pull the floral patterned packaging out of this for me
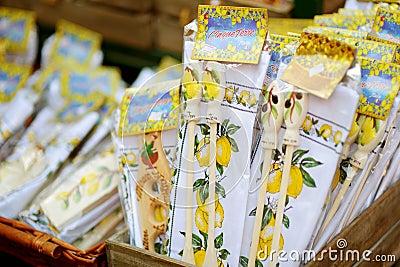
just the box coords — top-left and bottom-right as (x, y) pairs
(165, 9), (271, 265)
(0, 101), (99, 218)
(113, 79), (180, 248)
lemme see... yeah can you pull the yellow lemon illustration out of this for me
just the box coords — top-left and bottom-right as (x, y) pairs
(154, 205), (167, 222)
(215, 201), (224, 228)
(302, 116), (312, 131)
(218, 258), (224, 267)
(186, 83), (201, 99)
(203, 71), (219, 100)
(333, 131), (343, 145)
(87, 182), (99, 195)
(80, 173), (97, 184)
(287, 166), (303, 198)
(194, 249), (206, 266)
(196, 190), (209, 211)
(349, 116), (360, 137)
(56, 191), (70, 200)
(182, 69), (192, 84)
(266, 163), (282, 194)
(319, 124), (332, 138)
(216, 136), (232, 167)
(195, 199), (225, 232)
(195, 207), (209, 233)
(249, 93), (257, 107)
(225, 86), (235, 102)
(126, 152), (137, 165)
(358, 117), (376, 146)
(258, 216), (284, 260)
(238, 91), (250, 105)
(267, 164), (303, 198)
(196, 137), (210, 167)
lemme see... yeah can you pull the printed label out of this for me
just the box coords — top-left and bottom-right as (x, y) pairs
(369, 7), (400, 44)
(304, 26), (368, 39)
(314, 15), (374, 31)
(357, 57), (400, 120)
(330, 36), (397, 62)
(0, 62), (31, 102)
(118, 80), (180, 136)
(0, 7), (35, 52)
(60, 66), (120, 102)
(51, 19), (101, 68)
(270, 33), (299, 44)
(192, 5), (268, 64)
(56, 98), (105, 122)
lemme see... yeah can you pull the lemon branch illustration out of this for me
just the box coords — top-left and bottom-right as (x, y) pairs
(56, 166), (116, 209)
(178, 231), (230, 267)
(195, 119), (240, 176)
(267, 146), (322, 196)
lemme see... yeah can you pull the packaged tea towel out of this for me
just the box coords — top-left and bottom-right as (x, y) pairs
(243, 83), (359, 266)
(372, 136), (400, 202)
(341, 98), (399, 226)
(0, 103), (99, 218)
(19, 137), (120, 244)
(0, 7), (38, 67)
(165, 17), (270, 267)
(38, 144), (120, 243)
(316, 100), (399, 244)
(0, 63), (36, 148)
(40, 19), (103, 69)
(113, 79), (180, 248)
(73, 207), (125, 250)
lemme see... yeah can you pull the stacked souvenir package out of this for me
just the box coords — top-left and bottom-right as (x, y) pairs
(112, 3), (400, 267)
(0, 12), (127, 251)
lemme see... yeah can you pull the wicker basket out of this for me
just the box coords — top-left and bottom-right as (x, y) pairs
(0, 216), (107, 267)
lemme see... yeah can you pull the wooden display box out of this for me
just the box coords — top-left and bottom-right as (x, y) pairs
(107, 180), (400, 266)
(0, 0), (153, 50)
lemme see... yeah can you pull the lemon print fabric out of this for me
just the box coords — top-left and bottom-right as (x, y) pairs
(194, 118), (240, 173)
(266, 147), (321, 199)
(257, 217), (284, 261)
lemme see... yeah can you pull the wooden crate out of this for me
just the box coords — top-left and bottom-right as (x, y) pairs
(106, 230), (193, 267)
(152, 14), (184, 56)
(106, 180), (400, 267)
(0, 0), (153, 50)
(84, 0), (153, 12)
(306, 179), (400, 266)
